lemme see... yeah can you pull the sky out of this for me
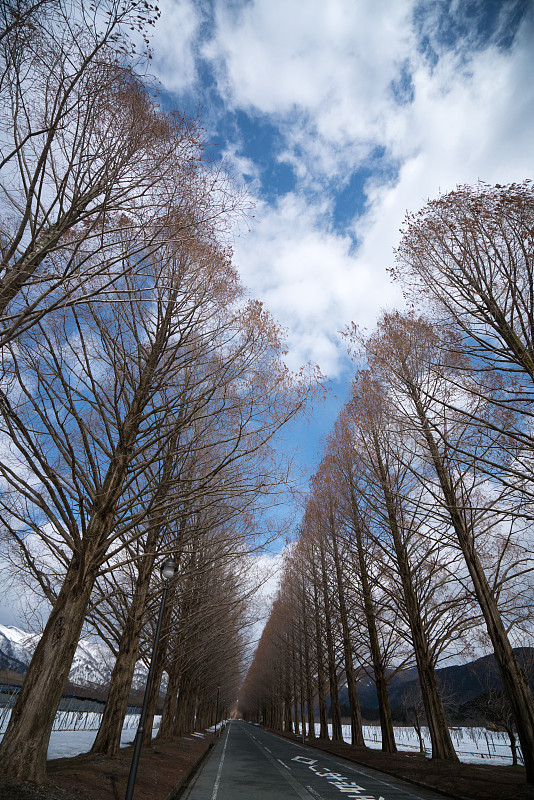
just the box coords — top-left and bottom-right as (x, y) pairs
(138, 0), (534, 624)
(145, 0), (534, 471)
(2, 0), (534, 631)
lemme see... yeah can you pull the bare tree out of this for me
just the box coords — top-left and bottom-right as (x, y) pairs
(0, 254), (199, 779)
(394, 181), (534, 382)
(0, 214), (313, 781)
(343, 370), (460, 761)
(308, 466), (365, 746)
(155, 527), (250, 740)
(402, 684), (427, 754)
(324, 415), (402, 752)
(393, 181), (534, 511)
(355, 310), (534, 780)
(0, 0), (245, 346)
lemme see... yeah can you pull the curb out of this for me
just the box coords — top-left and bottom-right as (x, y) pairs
(165, 738), (215, 800)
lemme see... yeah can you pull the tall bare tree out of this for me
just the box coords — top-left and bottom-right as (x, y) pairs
(0, 0), (244, 346)
(308, 466), (365, 746)
(323, 417), (401, 752)
(356, 310), (534, 779)
(343, 370), (460, 761)
(0, 217), (313, 780)
(393, 181), (534, 506)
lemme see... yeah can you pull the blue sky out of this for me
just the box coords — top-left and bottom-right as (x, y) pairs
(146, 0), (534, 490)
(2, 0), (534, 629)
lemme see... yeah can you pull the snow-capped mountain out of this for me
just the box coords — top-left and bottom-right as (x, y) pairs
(0, 624), (150, 690)
(69, 638), (115, 687)
(0, 624), (33, 674)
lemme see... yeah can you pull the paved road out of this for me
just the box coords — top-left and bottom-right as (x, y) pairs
(182, 720), (447, 800)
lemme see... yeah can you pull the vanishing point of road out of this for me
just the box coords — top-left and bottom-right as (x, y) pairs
(181, 720), (447, 800)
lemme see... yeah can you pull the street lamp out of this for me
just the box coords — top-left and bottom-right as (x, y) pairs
(125, 557), (178, 800)
(215, 684), (220, 736)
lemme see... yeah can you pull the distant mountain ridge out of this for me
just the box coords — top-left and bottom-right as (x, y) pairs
(336, 648), (534, 718)
(0, 625), (31, 674)
(0, 623), (150, 691)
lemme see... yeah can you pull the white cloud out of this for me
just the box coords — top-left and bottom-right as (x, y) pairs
(206, 0), (412, 117)
(204, 0), (415, 181)
(147, 0), (204, 94)
(349, 19), (534, 300)
(234, 193), (402, 375)
(151, 1), (534, 378)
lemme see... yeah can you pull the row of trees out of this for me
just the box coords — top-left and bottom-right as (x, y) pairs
(0, 0), (316, 784)
(239, 182), (534, 783)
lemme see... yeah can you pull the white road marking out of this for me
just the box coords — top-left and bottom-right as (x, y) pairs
(211, 728), (229, 800)
(277, 758), (291, 770)
(341, 762), (424, 798)
(253, 729), (428, 800)
(243, 727), (315, 799)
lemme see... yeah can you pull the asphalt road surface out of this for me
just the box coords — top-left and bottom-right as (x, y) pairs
(182, 720), (447, 800)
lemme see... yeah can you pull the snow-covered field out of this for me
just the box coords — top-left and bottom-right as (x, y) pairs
(0, 710), (521, 766)
(313, 724), (522, 766)
(0, 711), (161, 760)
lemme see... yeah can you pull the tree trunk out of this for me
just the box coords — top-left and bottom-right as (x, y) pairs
(282, 645), (293, 733)
(173, 675), (191, 737)
(352, 515), (397, 753)
(375, 440), (458, 761)
(91, 553), (157, 756)
(509, 731), (518, 767)
(300, 587), (315, 739)
(292, 643), (300, 736)
(412, 388), (534, 780)
(311, 556), (329, 739)
(159, 598), (189, 740)
(157, 652), (181, 740)
(93, 425), (184, 755)
(196, 691), (209, 729)
(318, 537), (343, 742)
(0, 557), (96, 781)
(297, 619), (307, 737)
(0, 433), (142, 779)
(304, 620), (316, 739)
(330, 516), (365, 747)
(142, 588), (174, 745)
(414, 710), (425, 754)
(376, 672), (396, 753)
(0, 287), (180, 781)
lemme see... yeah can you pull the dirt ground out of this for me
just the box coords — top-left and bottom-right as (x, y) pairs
(276, 730), (534, 800)
(0, 732), (215, 800)
(2, 726), (534, 800)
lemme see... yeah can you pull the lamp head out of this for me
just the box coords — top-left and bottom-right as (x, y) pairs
(160, 558), (178, 581)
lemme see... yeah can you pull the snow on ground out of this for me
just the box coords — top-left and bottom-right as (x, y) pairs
(314, 724), (522, 766)
(46, 716), (162, 760)
(0, 712), (162, 760)
(0, 709), (519, 766)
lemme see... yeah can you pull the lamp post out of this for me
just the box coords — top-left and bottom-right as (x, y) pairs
(125, 557), (178, 800)
(215, 684), (220, 736)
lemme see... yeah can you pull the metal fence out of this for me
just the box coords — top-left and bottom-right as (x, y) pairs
(0, 683), (142, 733)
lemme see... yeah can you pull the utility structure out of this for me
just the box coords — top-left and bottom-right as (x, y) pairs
(125, 558), (179, 800)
